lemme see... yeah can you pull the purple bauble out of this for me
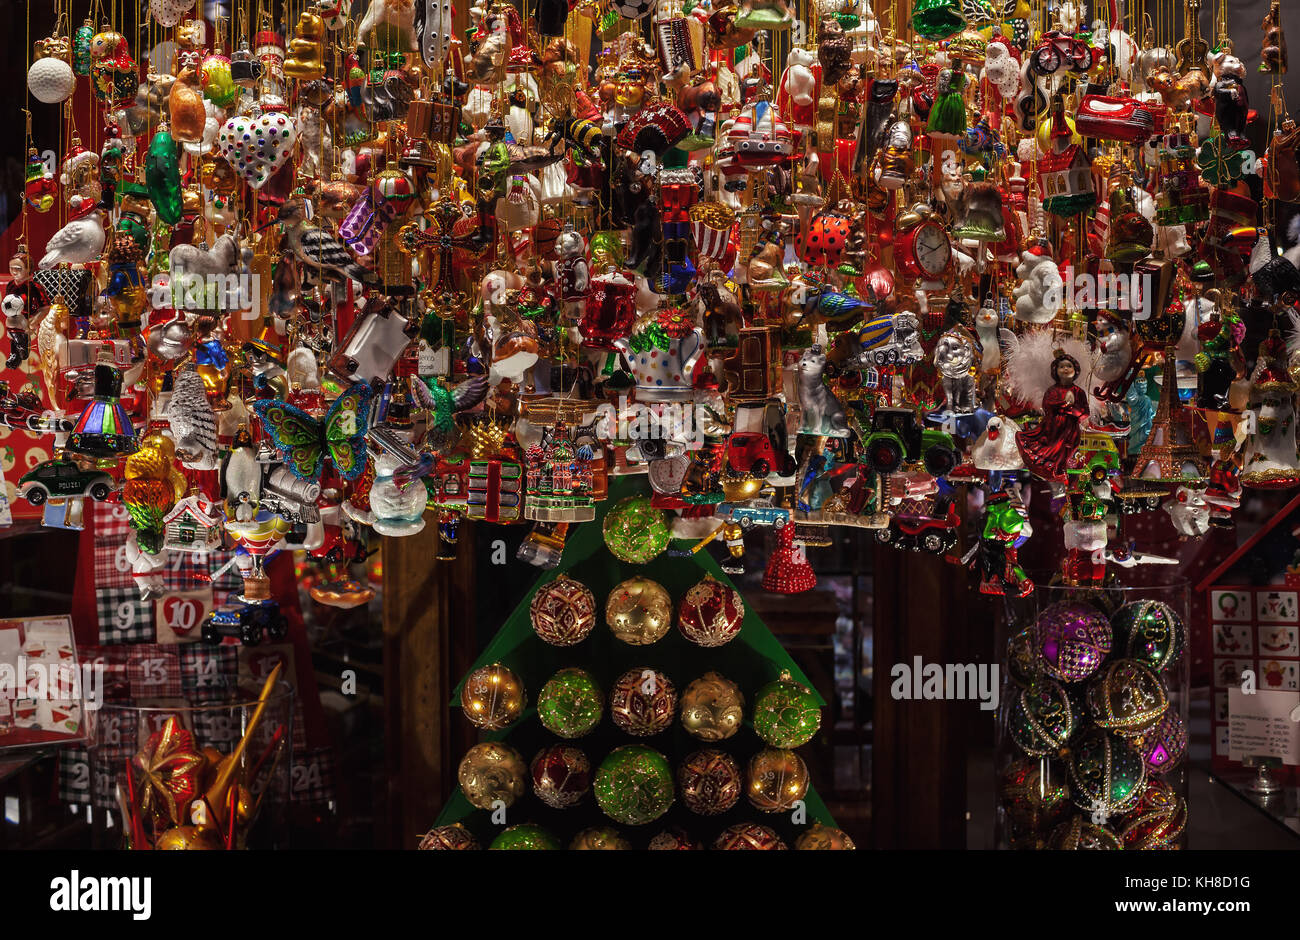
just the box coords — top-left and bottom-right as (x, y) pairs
(1127, 706), (1187, 775)
(1034, 601), (1112, 683)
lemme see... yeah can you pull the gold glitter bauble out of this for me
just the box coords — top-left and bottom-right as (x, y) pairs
(794, 823), (857, 850)
(679, 672), (744, 742)
(570, 826), (631, 850)
(747, 747), (809, 813)
(458, 741), (528, 810)
(460, 663), (526, 730)
(605, 577), (672, 646)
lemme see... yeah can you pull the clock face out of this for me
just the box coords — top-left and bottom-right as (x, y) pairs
(914, 222), (951, 276)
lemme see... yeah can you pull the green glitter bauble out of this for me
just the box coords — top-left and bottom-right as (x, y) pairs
(1007, 679), (1078, 757)
(593, 745), (675, 825)
(1110, 600), (1185, 673)
(602, 496), (672, 564)
(537, 667), (604, 739)
(1067, 728), (1148, 817)
(489, 823), (561, 850)
(752, 671), (822, 748)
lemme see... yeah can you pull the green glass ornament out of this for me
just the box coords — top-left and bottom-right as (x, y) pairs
(146, 130), (183, 226)
(537, 667), (603, 739)
(602, 495), (671, 564)
(1007, 679), (1077, 757)
(489, 823), (560, 850)
(1111, 600), (1184, 673)
(73, 20), (93, 76)
(1067, 727), (1148, 817)
(911, 0), (965, 39)
(593, 745), (674, 826)
(752, 671), (822, 748)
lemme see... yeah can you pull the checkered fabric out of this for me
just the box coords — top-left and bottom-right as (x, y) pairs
(160, 548), (216, 594)
(190, 707), (242, 753)
(79, 645), (133, 703)
(290, 747), (336, 805)
(96, 587), (155, 644)
(178, 644), (238, 703)
(92, 502), (135, 589)
(90, 749), (126, 812)
(290, 696), (307, 753)
(210, 549), (245, 606)
(58, 747), (93, 806)
(126, 644), (183, 699)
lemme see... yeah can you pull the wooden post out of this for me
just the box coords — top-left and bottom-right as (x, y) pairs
(871, 544), (973, 848)
(381, 519), (477, 847)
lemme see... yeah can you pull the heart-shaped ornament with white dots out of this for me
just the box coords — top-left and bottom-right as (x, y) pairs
(150, 0), (197, 28)
(218, 111), (298, 190)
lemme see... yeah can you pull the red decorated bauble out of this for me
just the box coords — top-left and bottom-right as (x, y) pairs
(677, 748), (743, 815)
(762, 523), (816, 594)
(677, 575), (744, 647)
(529, 574), (597, 647)
(714, 822), (788, 850)
(1115, 777), (1187, 849)
(417, 823), (480, 849)
(531, 744), (592, 809)
(609, 666), (677, 736)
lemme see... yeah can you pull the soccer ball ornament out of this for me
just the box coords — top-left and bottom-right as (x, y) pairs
(458, 742), (528, 811)
(677, 575), (744, 648)
(714, 822), (788, 850)
(1033, 601), (1112, 683)
(417, 823), (480, 850)
(490, 824), (561, 850)
(1066, 727), (1148, 817)
(530, 575), (597, 647)
(747, 747), (810, 812)
(680, 672), (745, 742)
(1007, 679), (1078, 757)
(593, 745), (675, 825)
(1110, 600), (1185, 673)
(605, 576), (672, 646)
(613, 0), (656, 21)
(610, 667), (677, 736)
(460, 663), (526, 730)
(752, 671), (821, 747)
(677, 748), (743, 815)
(602, 495), (672, 563)
(531, 744), (592, 809)
(1085, 659), (1168, 735)
(570, 827), (632, 850)
(795, 823), (857, 850)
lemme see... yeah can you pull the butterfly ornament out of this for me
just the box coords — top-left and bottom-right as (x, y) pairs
(252, 384), (373, 482)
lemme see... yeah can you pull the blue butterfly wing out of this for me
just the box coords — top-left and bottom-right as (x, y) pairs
(252, 398), (326, 481)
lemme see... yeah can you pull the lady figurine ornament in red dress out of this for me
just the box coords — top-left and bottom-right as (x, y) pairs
(1016, 350), (1089, 482)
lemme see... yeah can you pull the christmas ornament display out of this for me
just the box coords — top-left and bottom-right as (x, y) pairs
(677, 575), (745, 647)
(1085, 660), (1168, 735)
(460, 663), (526, 731)
(609, 667), (677, 737)
(680, 672), (745, 742)
(605, 576), (673, 646)
(593, 745), (675, 826)
(677, 748), (743, 815)
(1066, 727), (1148, 817)
(530, 575), (598, 647)
(752, 671), (821, 748)
(457, 742), (528, 811)
(537, 668), (603, 739)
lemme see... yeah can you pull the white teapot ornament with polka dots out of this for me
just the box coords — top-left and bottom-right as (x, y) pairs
(619, 306), (706, 403)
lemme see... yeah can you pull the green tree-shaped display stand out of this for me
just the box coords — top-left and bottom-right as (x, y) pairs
(436, 476), (841, 848)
